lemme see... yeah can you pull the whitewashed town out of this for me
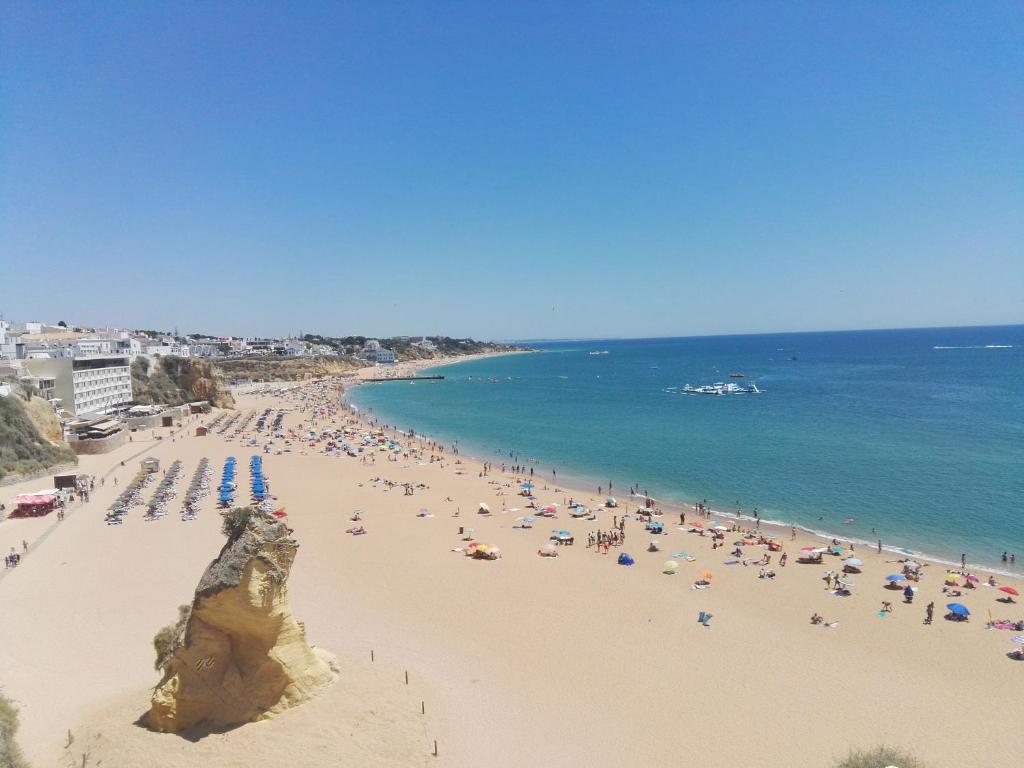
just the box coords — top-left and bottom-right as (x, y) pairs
(0, 315), (512, 473)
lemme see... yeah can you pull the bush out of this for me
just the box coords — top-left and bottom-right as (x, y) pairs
(0, 392), (76, 482)
(153, 604), (192, 670)
(0, 689), (29, 768)
(834, 745), (924, 768)
(221, 506), (255, 541)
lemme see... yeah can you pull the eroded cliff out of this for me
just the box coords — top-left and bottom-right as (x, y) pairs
(147, 508), (335, 733)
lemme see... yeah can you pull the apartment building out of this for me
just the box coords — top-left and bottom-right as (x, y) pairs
(25, 355), (133, 416)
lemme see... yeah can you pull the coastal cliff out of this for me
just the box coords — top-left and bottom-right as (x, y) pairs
(132, 356), (235, 408)
(0, 384), (76, 483)
(214, 355), (362, 383)
(147, 508), (335, 733)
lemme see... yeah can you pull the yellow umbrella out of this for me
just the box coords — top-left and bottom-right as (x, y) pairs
(663, 560), (679, 573)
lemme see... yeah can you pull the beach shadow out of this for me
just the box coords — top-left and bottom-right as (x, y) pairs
(132, 711), (248, 742)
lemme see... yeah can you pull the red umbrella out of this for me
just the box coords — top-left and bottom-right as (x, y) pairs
(999, 586), (1019, 596)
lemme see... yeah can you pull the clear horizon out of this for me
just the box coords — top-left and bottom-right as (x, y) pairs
(2, 3), (1021, 337)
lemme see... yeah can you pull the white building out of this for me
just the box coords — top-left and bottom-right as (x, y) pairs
(412, 336), (437, 351)
(144, 344), (191, 358)
(373, 348), (396, 364)
(74, 338), (115, 357)
(24, 355), (133, 416)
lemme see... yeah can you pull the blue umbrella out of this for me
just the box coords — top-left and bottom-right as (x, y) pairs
(885, 574), (906, 582)
(552, 529), (571, 537)
(520, 482), (534, 489)
(947, 603), (970, 616)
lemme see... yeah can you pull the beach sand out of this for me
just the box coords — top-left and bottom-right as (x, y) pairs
(1, 374), (1021, 767)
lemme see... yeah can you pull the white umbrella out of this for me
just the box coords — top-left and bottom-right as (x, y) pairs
(478, 503), (490, 513)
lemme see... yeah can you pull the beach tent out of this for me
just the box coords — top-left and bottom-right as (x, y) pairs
(12, 494), (56, 518)
(663, 560), (678, 574)
(617, 553), (635, 566)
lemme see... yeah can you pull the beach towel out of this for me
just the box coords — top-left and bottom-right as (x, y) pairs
(724, 560), (739, 565)
(672, 551), (688, 558)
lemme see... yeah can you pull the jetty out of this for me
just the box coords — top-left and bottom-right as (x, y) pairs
(364, 375), (445, 382)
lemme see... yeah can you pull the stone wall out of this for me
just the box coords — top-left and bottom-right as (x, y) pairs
(69, 430), (128, 455)
(0, 460), (79, 488)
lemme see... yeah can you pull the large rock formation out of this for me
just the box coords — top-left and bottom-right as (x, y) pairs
(147, 509), (335, 732)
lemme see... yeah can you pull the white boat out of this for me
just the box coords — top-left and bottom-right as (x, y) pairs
(682, 382), (762, 395)
(589, 350), (609, 355)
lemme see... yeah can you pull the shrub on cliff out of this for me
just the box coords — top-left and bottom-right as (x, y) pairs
(221, 506), (256, 541)
(153, 604), (192, 671)
(0, 390), (76, 482)
(834, 745), (924, 768)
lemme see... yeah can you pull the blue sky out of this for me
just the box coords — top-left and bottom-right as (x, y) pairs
(1, 2), (1021, 340)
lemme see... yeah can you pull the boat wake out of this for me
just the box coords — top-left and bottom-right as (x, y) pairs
(934, 344), (1014, 350)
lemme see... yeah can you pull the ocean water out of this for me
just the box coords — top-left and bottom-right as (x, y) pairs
(349, 326), (1024, 572)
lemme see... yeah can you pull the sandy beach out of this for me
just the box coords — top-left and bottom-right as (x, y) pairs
(2, 372), (1022, 768)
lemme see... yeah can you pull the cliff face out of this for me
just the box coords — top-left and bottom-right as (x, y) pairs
(132, 357), (235, 409)
(147, 511), (335, 733)
(214, 356), (362, 382)
(0, 388), (77, 482)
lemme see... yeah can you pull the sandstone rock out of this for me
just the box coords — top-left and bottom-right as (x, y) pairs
(147, 510), (335, 732)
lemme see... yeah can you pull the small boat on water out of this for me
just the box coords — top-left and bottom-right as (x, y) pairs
(589, 350), (609, 355)
(729, 372), (745, 378)
(682, 382), (762, 395)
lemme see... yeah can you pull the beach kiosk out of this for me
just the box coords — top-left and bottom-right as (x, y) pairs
(12, 494), (56, 518)
(141, 457), (160, 474)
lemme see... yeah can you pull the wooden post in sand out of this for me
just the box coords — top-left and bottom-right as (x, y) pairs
(421, 700), (425, 714)
(405, 670), (409, 684)
(371, 649), (374, 662)
(433, 739), (438, 756)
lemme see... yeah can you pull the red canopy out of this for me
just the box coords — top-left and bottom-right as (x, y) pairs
(11, 494), (56, 517)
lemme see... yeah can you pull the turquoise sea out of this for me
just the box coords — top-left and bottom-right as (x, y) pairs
(349, 326), (1024, 572)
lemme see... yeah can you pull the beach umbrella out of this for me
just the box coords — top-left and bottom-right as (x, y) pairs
(946, 603), (970, 617)
(999, 586), (1020, 596)
(617, 553), (634, 566)
(478, 503), (490, 513)
(539, 543), (557, 556)
(519, 482), (534, 489)
(713, 525), (729, 531)
(965, 574), (979, 583)
(688, 521), (705, 528)
(552, 529), (571, 537)
(885, 574), (906, 582)
(700, 570), (713, 581)
(800, 546), (817, 552)
(606, 497), (617, 506)
(844, 558), (864, 567)
(516, 515), (535, 523)
(1011, 636), (1024, 645)
(663, 560), (679, 573)
(838, 578), (855, 588)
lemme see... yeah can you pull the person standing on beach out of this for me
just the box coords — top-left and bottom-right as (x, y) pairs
(961, 553), (967, 568)
(877, 539), (882, 554)
(925, 602), (934, 624)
